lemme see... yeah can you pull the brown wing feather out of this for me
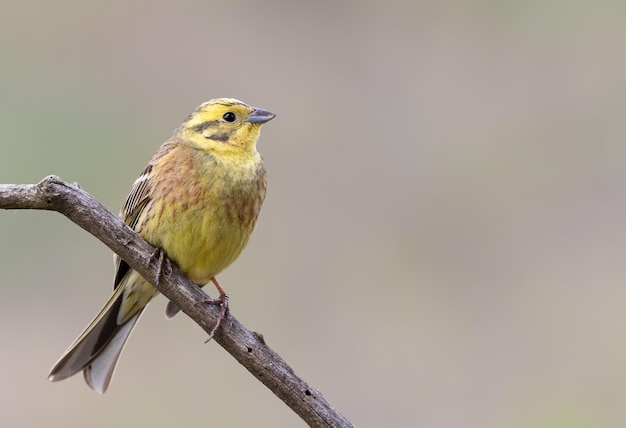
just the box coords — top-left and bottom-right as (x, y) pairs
(120, 164), (153, 229)
(113, 141), (177, 288)
(111, 164), (153, 289)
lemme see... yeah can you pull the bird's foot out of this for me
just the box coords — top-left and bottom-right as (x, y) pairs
(149, 247), (170, 290)
(202, 293), (229, 343)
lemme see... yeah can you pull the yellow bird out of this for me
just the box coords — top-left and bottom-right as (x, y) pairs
(48, 98), (274, 393)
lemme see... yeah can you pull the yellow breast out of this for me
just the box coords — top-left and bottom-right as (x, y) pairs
(140, 142), (266, 285)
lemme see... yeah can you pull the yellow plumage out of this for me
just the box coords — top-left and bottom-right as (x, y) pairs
(48, 98), (274, 393)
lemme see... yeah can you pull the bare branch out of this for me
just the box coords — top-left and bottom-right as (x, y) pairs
(0, 176), (354, 428)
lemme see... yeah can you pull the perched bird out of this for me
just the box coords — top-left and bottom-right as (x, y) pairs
(48, 98), (274, 393)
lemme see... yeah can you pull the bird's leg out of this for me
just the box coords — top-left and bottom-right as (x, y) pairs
(203, 277), (229, 343)
(211, 277), (230, 319)
(148, 247), (170, 290)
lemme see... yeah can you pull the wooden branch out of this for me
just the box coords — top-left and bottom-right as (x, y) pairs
(0, 176), (354, 428)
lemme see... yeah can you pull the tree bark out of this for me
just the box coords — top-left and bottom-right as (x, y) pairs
(0, 175), (355, 428)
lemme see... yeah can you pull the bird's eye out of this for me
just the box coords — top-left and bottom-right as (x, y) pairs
(222, 112), (236, 123)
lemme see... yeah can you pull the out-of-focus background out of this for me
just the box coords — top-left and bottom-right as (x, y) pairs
(1, 1), (626, 427)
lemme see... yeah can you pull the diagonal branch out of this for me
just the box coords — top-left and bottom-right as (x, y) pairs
(0, 175), (354, 428)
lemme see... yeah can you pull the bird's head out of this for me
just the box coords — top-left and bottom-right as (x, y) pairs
(176, 98), (275, 156)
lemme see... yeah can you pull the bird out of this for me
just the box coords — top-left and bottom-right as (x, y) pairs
(48, 98), (274, 393)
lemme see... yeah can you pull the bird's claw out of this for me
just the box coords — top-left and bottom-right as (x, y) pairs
(201, 294), (229, 343)
(149, 248), (171, 290)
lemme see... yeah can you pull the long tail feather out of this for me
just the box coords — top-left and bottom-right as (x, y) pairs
(83, 313), (141, 394)
(48, 283), (144, 393)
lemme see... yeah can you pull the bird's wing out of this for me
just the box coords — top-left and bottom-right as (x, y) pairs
(112, 141), (178, 288)
(112, 162), (154, 288)
(120, 163), (154, 230)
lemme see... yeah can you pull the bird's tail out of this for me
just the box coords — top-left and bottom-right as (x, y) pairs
(48, 282), (145, 394)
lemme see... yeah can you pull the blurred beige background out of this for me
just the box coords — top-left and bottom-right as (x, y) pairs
(1, 1), (626, 427)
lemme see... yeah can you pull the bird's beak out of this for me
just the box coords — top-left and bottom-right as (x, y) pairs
(247, 108), (276, 124)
